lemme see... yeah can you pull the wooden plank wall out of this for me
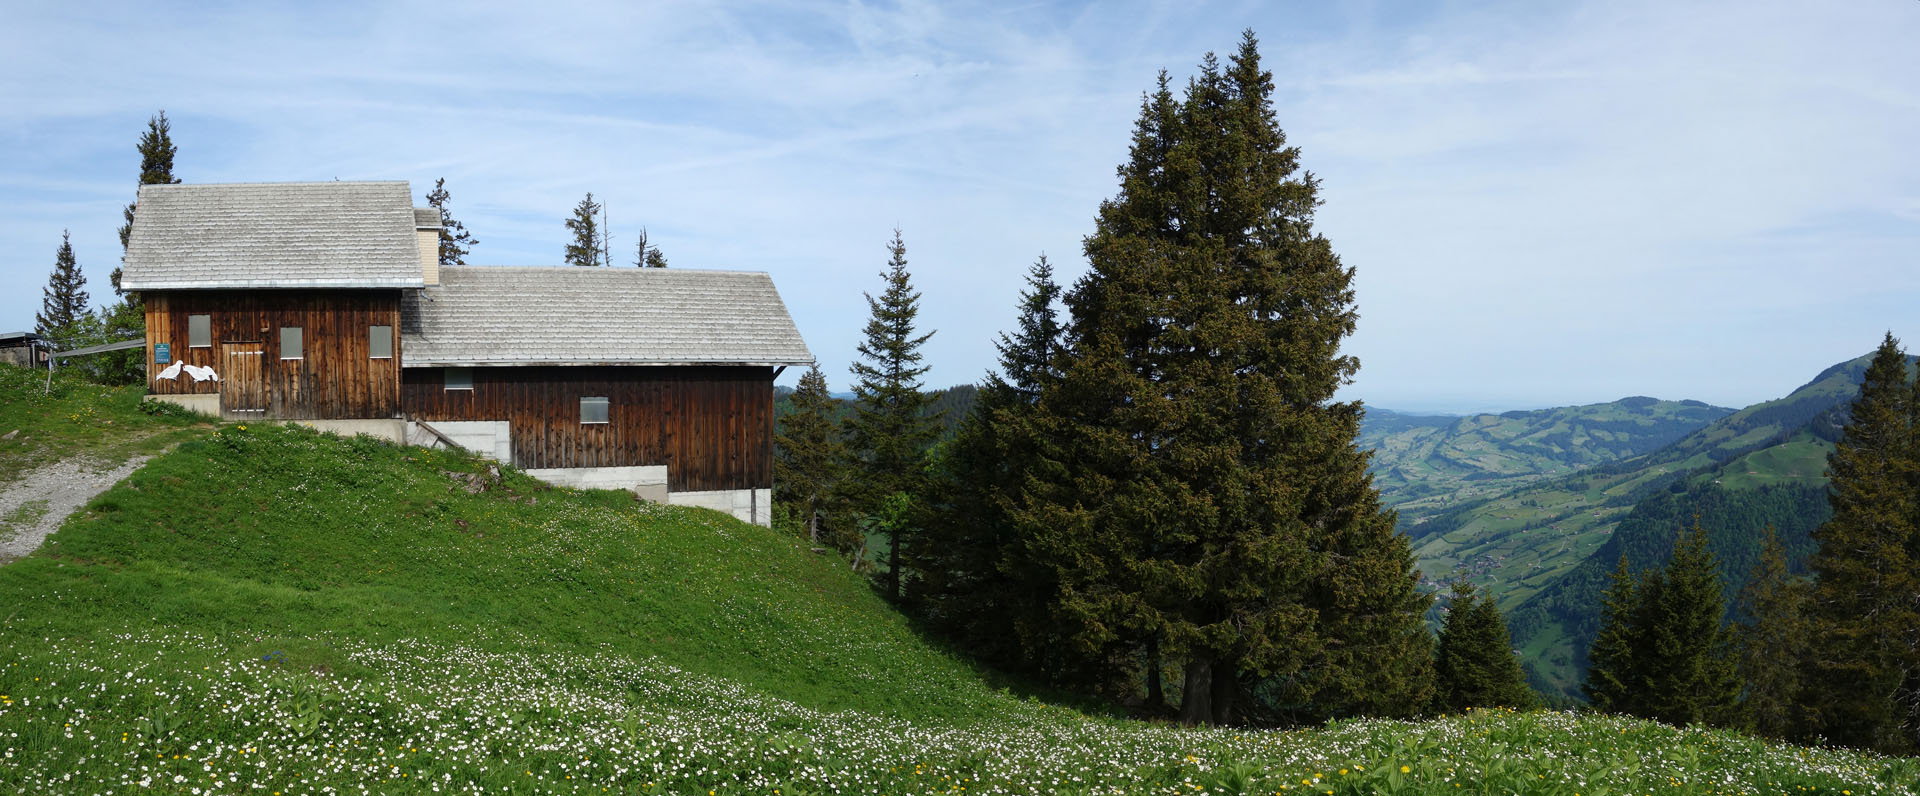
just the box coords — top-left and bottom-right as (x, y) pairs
(144, 290), (403, 419)
(401, 365), (774, 492)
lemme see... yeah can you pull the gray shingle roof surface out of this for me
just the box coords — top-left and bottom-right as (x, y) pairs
(402, 266), (812, 367)
(413, 208), (441, 228)
(122, 181), (426, 290)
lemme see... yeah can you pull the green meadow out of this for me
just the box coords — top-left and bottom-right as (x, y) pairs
(0, 372), (1914, 794)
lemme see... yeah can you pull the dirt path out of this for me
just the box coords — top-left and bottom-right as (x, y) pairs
(0, 456), (150, 564)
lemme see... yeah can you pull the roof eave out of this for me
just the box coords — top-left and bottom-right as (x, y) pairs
(400, 358), (813, 368)
(124, 278), (427, 290)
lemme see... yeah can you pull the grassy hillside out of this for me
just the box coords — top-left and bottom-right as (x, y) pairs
(1, 371), (1915, 794)
(0, 365), (207, 484)
(1362, 398), (1730, 529)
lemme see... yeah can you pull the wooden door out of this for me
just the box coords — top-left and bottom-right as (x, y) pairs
(221, 341), (267, 418)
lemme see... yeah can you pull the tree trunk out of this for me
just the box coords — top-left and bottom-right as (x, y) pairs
(1146, 636), (1165, 712)
(888, 529), (901, 602)
(1210, 663), (1237, 726)
(1179, 656), (1213, 726)
(807, 506), (819, 545)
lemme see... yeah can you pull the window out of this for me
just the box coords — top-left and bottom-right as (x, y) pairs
(188, 315), (211, 348)
(444, 368), (472, 391)
(369, 325), (393, 359)
(581, 396), (609, 424)
(279, 327), (303, 360)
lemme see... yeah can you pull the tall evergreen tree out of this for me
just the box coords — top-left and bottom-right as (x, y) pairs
(775, 363), (849, 549)
(909, 254), (1064, 676)
(563, 193), (604, 266)
(989, 254), (1061, 399)
(1434, 579), (1536, 712)
(1584, 555), (1644, 713)
(1010, 32), (1431, 726)
(425, 178), (478, 266)
(844, 228), (939, 602)
(1806, 333), (1920, 753)
(1639, 519), (1741, 727)
(1735, 526), (1809, 740)
(1583, 522), (1739, 726)
(114, 110), (180, 298)
(37, 231), (89, 338)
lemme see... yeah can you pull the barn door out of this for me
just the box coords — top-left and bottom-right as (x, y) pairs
(221, 341), (267, 418)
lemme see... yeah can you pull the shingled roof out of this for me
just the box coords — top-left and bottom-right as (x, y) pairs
(401, 266), (812, 367)
(122, 181), (427, 290)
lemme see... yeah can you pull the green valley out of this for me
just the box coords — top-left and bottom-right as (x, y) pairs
(1361, 398), (1731, 529)
(1367, 352), (1908, 701)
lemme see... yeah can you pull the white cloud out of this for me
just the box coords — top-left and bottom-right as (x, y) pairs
(1, 0), (1914, 411)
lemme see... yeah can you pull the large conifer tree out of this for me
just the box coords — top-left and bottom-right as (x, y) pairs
(1012, 32), (1430, 726)
(1806, 333), (1920, 753)
(910, 255), (1064, 674)
(1434, 579), (1535, 712)
(844, 229), (938, 602)
(775, 363), (848, 550)
(1736, 526), (1809, 740)
(114, 110), (180, 299)
(1639, 520), (1741, 727)
(1583, 555), (1644, 713)
(37, 231), (89, 338)
(1583, 523), (1740, 727)
(426, 178), (478, 266)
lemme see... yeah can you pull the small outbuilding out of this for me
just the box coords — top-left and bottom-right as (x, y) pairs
(0, 331), (52, 368)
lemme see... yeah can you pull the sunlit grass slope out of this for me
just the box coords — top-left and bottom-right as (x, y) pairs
(0, 383), (1915, 793)
(0, 365), (207, 483)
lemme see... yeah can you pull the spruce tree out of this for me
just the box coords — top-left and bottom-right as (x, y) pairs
(563, 193), (603, 266)
(425, 178), (477, 266)
(774, 363), (848, 549)
(909, 254), (1064, 675)
(37, 231), (89, 338)
(1012, 32), (1431, 725)
(1434, 579), (1536, 712)
(843, 228), (938, 602)
(1584, 555), (1645, 713)
(1584, 522), (1739, 726)
(1736, 526), (1809, 740)
(114, 110), (180, 298)
(990, 254), (1061, 399)
(1639, 519), (1741, 727)
(1806, 333), (1920, 753)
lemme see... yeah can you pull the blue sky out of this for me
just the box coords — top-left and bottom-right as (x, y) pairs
(3, 0), (1915, 413)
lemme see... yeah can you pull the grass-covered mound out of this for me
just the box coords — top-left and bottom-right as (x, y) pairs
(0, 365), (207, 483)
(0, 386), (1914, 794)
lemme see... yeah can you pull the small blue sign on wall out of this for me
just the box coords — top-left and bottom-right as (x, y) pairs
(154, 343), (171, 364)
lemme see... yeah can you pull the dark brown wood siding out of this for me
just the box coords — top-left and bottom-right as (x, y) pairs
(144, 290), (403, 419)
(401, 365), (774, 492)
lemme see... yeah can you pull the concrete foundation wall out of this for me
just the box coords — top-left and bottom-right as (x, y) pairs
(143, 393), (221, 417)
(288, 418), (407, 443)
(524, 465), (670, 502)
(410, 420), (511, 462)
(668, 488), (772, 527)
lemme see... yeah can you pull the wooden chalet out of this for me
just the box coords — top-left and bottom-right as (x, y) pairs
(122, 181), (811, 525)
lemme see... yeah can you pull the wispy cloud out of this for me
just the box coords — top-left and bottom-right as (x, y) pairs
(1, 0), (1913, 411)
